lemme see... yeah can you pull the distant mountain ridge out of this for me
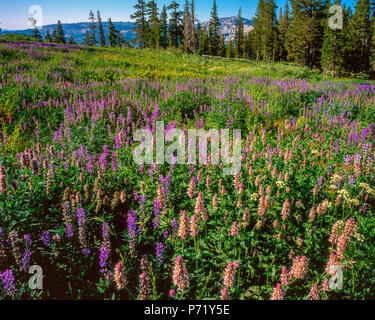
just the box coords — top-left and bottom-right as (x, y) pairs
(1, 17), (253, 44)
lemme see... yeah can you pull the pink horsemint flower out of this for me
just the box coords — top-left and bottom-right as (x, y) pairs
(326, 253), (339, 275)
(322, 279), (329, 292)
(281, 199), (290, 221)
(309, 282), (319, 300)
(223, 261), (239, 288)
(169, 289), (176, 298)
(173, 256), (189, 293)
(178, 210), (189, 240)
(114, 261), (127, 290)
(221, 287), (230, 300)
(271, 283), (284, 300)
(139, 272), (150, 300)
(281, 266), (290, 286)
(231, 221), (238, 237)
(190, 213), (199, 237)
(290, 256), (308, 280)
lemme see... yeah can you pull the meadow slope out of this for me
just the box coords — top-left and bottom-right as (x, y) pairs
(0, 41), (374, 300)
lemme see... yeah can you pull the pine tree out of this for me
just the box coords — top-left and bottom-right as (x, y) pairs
(191, 0), (196, 51)
(253, 0), (264, 62)
(234, 7), (244, 58)
(45, 29), (52, 42)
(108, 18), (118, 47)
(168, 1), (183, 48)
(131, 0), (149, 48)
(253, 0), (277, 62)
(97, 11), (106, 47)
(88, 10), (97, 46)
(277, 1), (289, 61)
(147, 0), (160, 49)
(181, 0), (190, 51)
(226, 40), (233, 58)
(184, 12), (195, 53)
(55, 20), (66, 44)
(69, 35), (76, 45)
(159, 6), (169, 48)
(244, 32), (255, 59)
(30, 27), (43, 41)
(321, 0), (347, 76)
(52, 28), (57, 43)
(218, 34), (226, 57)
(286, 0), (328, 68)
(208, 0), (220, 56)
(346, 0), (372, 73)
(198, 23), (209, 55)
(84, 30), (92, 46)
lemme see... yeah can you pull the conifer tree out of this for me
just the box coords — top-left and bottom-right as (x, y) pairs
(97, 11), (106, 47)
(69, 35), (76, 45)
(321, 0), (347, 76)
(184, 12), (195, 53)
(131, 0), (149, 48)
(181, 0), (190, 51)
(168, 1), (183, 48)
(30, 27), (43, 41)
(55, 20), (66, 44)
(218, 34), (226, 57)
(208, 0), (220, 56)
(45, 29), (52, 42)
(147, 0), (160, 49)
(159, 5), (169, 48)
(234, 7), (244, 58)
(277, 1), (289, 61)
(346, 0), (372, 73)
(226, 40), (233, 58)
(108, 18), (118, 47)
(191, 0), (196, 51)
(88, 10), (97, 46)
(286, 0), (328, 68)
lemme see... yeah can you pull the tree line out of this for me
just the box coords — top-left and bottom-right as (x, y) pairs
(29, 10), (129, 48)
(25, 0), (375, 76)
(129, 0), (375, 76)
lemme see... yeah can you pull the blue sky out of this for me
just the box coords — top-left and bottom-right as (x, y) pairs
(0, 0), (357, 30)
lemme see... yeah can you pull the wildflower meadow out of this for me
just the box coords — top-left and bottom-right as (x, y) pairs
(0, 41), (374, 300)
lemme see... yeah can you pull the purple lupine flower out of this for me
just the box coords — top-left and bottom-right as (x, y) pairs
(41, 231), (53, 247)
(99, 145), (109, 171)
(344, 155), (351, 165)
(153, 198), (161, 229)
(87, 156), (94, 174)
(77, 207), (90, 256)
(0, 269), (17, 296)
(99, 222), (111, 274)
(155, 242), (164, 266)
(139, 194), (146, 214)
(111, 151), (118, 171)
(163, 230), (169, 240)
(171, 219), (178, 237)
(115, 134), (121, 149)
(362, 144), (369, 155)
(127, 210), (137, 251)
(348, 175), (356, 185)
(62, 201), (74, 238)
(21, 234), (32, 271)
